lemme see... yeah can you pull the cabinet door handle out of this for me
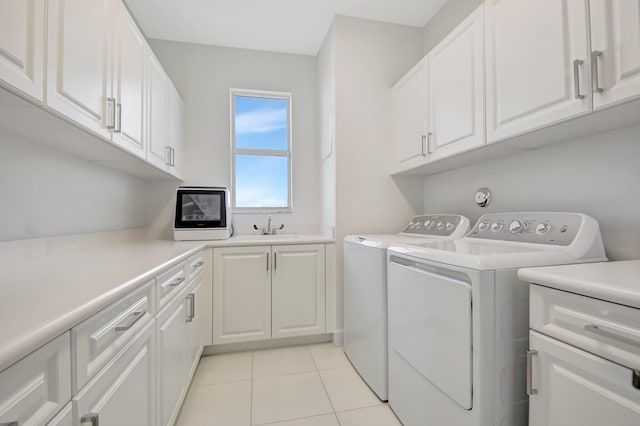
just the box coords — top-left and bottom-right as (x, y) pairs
(427, 132), (433, 154)
(186, 293), (195, 322)
(573, 59), (585, 99)
(114, 103), (122, 133)
(584, 324), (640, 348)
(0, 421), (19, 426)
(115, 310), (146, 332)
(81, 413), (99, 426)
(266, 253), (269, 271)
(165, 146), (172, 165)
(191, 260), (204, 268)
(274, 253), (277, 270)
(591, 51), (604, 93)
(169, 147), (176, 166)
(526, 349), (538, 396)
(106, 98), (116, 130)
(421, 135), (427, 156)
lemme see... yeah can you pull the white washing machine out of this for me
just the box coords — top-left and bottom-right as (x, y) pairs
(386, 212), (607, 426)
(344, 214), (470, 401)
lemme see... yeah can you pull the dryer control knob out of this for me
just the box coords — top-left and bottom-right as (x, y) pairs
(478, 222), (489, 232)
(445, 222), (455, 231)
(509, 220), (528, 235)
(436, 222), (444, 230)
(536, 223), (551, 235)
(491, 222), (503, 232)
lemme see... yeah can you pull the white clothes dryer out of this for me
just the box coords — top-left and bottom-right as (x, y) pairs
(386, 212), (607, 426)
(343, 214), (470, 401)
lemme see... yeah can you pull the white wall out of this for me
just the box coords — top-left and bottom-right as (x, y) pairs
(327, 16), (425, 332)
(423, 0), (483, 54)
(0, 130), (150, 241)
(423, 125), (640, 261)
(148, 40), (321, 234)
(317, 24), (336, 232)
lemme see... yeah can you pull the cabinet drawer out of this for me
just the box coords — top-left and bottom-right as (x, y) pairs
(0, 332), (71, 425)
(186, 251), (205, 280)
(72, 281), (154, 392)
(530, 284), (640, 369)
(157, 261), (187, 309)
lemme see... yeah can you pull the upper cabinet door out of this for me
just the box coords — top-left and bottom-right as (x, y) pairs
(46, 0), (111, 139)
(146, 51), (169, 170)
(113, 0), (146, 158)
(167, 83), (185, 179)
(590, 0), (640, 110)
(0, 0), (45, 101)
(485, 0), (591, 143)
(390, 57), (428, 172)
(428, 5), (485, 161)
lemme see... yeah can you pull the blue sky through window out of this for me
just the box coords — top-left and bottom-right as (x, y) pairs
(233, 94), (290, 209)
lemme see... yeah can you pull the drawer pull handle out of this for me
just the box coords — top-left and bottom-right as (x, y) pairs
(633, 370), (640, 390)
(0, 422), (19, 426)
(166, 276), (185, 287)
(584, 324), (640, 348)
(186, 293), (195, 322)
(81, 413), (99, 426)
(526, 349), (538, 396)
(115, 310), (146, 332)
(192, 261), (204, 268)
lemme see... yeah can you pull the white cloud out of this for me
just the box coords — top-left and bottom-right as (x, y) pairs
(235, 108), (287, 135)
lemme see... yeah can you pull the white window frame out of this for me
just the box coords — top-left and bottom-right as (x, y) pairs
(230, 88), (293, 213)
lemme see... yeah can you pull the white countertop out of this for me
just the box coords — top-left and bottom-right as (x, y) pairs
(518, 260), (640, 309)
(0, 230), (333, 372)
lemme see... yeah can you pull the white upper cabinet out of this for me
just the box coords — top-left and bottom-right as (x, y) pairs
(167, 84), (185, 179)
(484, 0), (591, 143)
(427, 5), (485, 161)
(0, 0), (45, 101)
(390, 57), (428, 172)
(112, 0), (146, 158)
(46, 0), (112, 139)
(272, 245), (326, 339)
(146, 51), (169, 170)
(590, 0), (640, 110)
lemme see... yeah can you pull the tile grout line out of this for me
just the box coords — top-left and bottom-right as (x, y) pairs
(309, 346), (343, 426)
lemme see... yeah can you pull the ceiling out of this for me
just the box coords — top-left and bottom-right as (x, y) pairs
(124, 0), (448, 56)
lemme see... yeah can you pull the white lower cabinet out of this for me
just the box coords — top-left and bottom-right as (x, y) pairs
(272, 244), (326, 339)
(0, 333), (71, 425)
(186, 271), (212, 377)
(47, 402), (72, 426)
(157, 287), (190, 426)
(73, 320), (155, 426)
(213, 246), (272, 344)
(529, 331), (640, 426)
(213, 244), (327, 345)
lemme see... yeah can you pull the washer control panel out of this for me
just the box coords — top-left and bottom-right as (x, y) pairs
(468, 212), (583, 246)
(401, 215), (466, 237)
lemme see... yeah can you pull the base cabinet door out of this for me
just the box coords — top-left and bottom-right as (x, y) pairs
(390, 57), (428, 172)
(590, 0), (640, 110)
(427, 5), (485, 161)
(485, 0), (591, 143)
(272, 244), (326, 339)
(528, 331), (640, 426)
(157, 291), (189, 426)
(0, 0), (45, 101)
(46, 0), (112, 139)
(74, 321), (155, 426)
(185, 272), (211, 377)
(213, 246), (271, 344)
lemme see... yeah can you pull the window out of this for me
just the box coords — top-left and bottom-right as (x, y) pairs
(231, 89), (292, 212)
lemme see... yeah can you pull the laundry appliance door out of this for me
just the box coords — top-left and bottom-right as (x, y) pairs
(388, 255), (473, 409)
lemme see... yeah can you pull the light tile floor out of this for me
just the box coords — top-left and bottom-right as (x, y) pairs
(176, 343), (402, 426)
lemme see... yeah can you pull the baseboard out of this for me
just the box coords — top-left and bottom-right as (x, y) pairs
(332, 329), (344, 347)
(202, 333), (333, 355)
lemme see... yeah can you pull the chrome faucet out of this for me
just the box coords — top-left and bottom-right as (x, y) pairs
(253, 215), (285, 235)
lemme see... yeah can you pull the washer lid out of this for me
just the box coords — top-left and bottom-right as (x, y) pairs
(344, 234), (454, 249)
(388, 239), (602, 271)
